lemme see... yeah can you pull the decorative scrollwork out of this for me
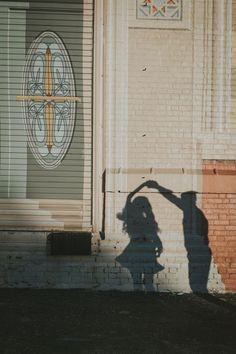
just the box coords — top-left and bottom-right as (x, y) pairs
(17, 31), (80, 169)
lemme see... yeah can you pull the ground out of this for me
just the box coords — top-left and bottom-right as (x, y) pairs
(0, 290), (235, 354)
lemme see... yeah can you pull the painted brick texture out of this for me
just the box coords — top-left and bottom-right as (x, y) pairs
(203, 161), (236, 292)
(0, 0), (235, 294)
(128, 28), (193, 169)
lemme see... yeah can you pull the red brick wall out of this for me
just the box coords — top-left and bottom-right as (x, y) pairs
(202, 160), (236, 292)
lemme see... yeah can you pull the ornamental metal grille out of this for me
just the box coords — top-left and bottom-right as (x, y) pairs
(17, 31), (80, 169)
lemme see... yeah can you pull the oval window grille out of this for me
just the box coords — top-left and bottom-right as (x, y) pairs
(18, 31), (80, 169)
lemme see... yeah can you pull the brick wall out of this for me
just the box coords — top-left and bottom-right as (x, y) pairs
(128, 28), (193, 169)
(232, 0), (236, 130)
(203, 160), (236, 292)
(0, 1), (234, 293)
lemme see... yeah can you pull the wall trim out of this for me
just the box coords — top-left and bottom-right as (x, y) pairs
(103, 0), (129, 233)
(92, 0), (104, 233)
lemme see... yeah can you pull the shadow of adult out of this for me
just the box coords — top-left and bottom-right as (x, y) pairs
(146, 180), (212, 293)
(116, 182), (164, 291)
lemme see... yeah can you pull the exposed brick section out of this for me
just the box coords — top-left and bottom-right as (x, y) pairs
(203, 160), (236, 292)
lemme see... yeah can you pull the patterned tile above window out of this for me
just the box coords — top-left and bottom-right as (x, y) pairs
(137, 0), (182, 21)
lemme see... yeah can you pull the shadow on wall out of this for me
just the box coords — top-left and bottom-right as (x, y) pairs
(116, 180), (212, 293)
(116, 182), (164, 291)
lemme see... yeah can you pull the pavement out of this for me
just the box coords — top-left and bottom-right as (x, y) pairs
(0, 289), (236, 354)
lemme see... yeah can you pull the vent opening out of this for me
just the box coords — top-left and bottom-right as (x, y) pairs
(47, 232), (92, 255)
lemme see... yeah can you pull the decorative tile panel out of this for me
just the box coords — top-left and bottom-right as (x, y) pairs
(129, 0), (191, 30)
(137, 0), (182, 21)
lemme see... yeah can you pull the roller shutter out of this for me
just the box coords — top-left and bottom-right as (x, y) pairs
(0, 0), (93, 231)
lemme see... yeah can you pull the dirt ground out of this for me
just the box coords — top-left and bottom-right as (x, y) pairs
(0, 290), (235, 354)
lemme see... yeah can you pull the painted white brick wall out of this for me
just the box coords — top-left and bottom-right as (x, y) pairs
(128, 29), (193, 168)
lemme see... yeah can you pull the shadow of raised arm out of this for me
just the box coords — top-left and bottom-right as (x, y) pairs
(146, 180), (183, 211)
(127, 182), (148, 201)
(117, 181), (149, 222)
